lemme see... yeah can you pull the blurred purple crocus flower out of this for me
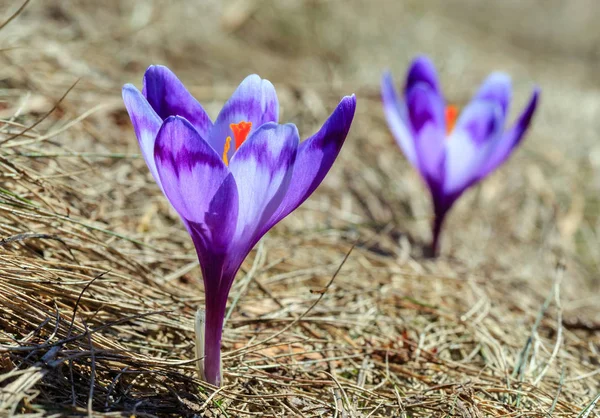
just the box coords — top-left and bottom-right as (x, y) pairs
(382, 56), (539, 256)
(122, 66), (356, 386)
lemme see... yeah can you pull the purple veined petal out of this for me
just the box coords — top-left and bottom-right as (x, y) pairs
(455, 99), (504, 146)
(122, 84), (163, 189)
(414, 122), (446, 189)
(473, 72), (512, 118)
(210, 75), (279, 162)
(213, 124), (299, 353)
(405, 55), (442, 97)
(406, 82), (445, 136)
(443, 130), (480, 196)
(154, 116), (238, 252)
(143, 65), (213, 141)
(381, 73), (418, 166)
(226, 122), (299, 268)
(479, 88), (540, 178)
(443, 101), (504, 195)
(404, 56), (445, 135)
(263, 95), (357, 234)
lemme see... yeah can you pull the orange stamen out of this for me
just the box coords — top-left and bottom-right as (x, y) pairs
(230, 121), (252, 150)
(445, 105), (459, 134)
(222, 136), (231, 166)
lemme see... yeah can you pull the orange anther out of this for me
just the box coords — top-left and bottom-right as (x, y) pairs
(445, 105), (459, 134)
(222, 136), (231, 166)
(230, 121), (252, 150)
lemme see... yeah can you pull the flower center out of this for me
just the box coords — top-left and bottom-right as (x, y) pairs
(445, 105), (459, 135)
(222, 121), (252, 166)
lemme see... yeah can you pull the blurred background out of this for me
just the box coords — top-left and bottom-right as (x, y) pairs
(1, 0), (600, 415)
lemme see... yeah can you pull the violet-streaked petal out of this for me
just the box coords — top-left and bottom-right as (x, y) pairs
(479, 88), (540, 178)
(443, 101), (503, 195)
(405, 55), (441, 96)
(406, 82), (445, 136)
(227, 122), (298, 259)
(154, 116), (238, 251)
(210, 75), (279, 161)
(414, 123), (446, 189)
(381, 73), (418, 166)
(443, 130), (480, 196)
(453, 100), (503, 146)
(264, 95), (356, 233)
(122, 84), (163, 188)
(474, 72), (512, 117)
(142, 65), (213, 140)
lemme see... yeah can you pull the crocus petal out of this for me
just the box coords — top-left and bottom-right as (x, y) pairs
(479, 88), (540, 178)
(406, 82), (445, 136)
(154, 116), (238, 252)
(443, 130), (480, 197)
(405, 55), (442, 96)
(122, 84), (163, 188)
(444, 101), (503, 195)
(414, 123), (446, 189)
(228, 123), (298, 250)
(474, 72), (512, 118)
(142, 65), (213, 140)
(381, 73), (418, 166)
(454, 100), (504, 146)
(263, 95), (356, 234)
(210, 75), (279, 160)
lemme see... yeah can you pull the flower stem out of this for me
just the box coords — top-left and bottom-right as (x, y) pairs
(192, 248), (231, 387)
(430, 212), (445, 257)
(202, 294), (226, 386)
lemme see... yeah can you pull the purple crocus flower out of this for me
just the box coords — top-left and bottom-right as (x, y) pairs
(381, 56), (539, 256)
(122, 66), (356, 386)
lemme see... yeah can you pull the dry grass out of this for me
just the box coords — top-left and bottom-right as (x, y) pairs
(1, 0), (599, 416)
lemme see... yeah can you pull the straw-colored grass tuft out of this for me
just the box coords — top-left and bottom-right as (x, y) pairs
(1, 1), (599, 416)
